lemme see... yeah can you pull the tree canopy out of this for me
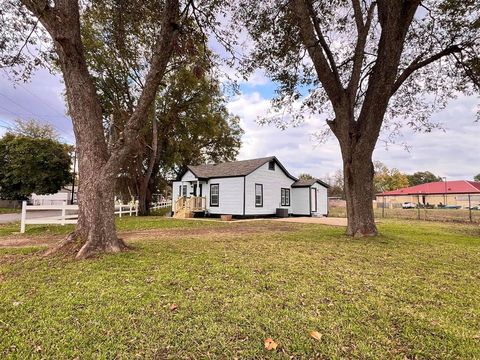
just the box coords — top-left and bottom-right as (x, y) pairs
(232, 0), (479, 236)
(474, 174), (480, 182)
(11, 118), (59, 140)
(406, 171), (443, 186)
(0, 133), (72, 200)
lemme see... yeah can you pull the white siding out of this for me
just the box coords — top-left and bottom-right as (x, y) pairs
(245, 162), (295, 215)
(311, 183), (328, 216)
(206, 177), (244, 215)
(291, 187), (310, 215)
(181, 170), (197, 182)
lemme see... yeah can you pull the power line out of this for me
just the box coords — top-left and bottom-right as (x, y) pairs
(0, 91), (74, 141)
(16, 82), (68, 118)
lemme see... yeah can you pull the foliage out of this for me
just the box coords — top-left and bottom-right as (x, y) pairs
(298, 173), (314, 180)
(80, 0), (242, 208)
(232, 0), (480, 234)
(0, 219), (479, 358)
(323, 169), (344, 198)
(474, 173), (480, 182)
(0, 134), (71, 200)
(11, 118), (58, 140)
(236, 0), (479, 130)
(407, 171), (443, 186)
(374, 161), (409, 194)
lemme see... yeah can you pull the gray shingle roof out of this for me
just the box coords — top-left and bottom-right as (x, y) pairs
(292, 178), (330, 188)
(187, 156), (276, 178)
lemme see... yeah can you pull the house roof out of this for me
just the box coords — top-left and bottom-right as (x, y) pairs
(292, 178), (330, 188)
(378, 180), (480, 196)
(182, 156), (297, 180)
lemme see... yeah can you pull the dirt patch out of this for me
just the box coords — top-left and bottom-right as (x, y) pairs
(120, 222), (302, 242)
(0, 221), (303, 248)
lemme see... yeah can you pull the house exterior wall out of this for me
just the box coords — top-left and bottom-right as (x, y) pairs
(181, 170), (197, 182)
(291, 187), (310, 215)
(244, 162), (294, 215)
(204, 177), (244, 215)
(312, 183), (328, 215)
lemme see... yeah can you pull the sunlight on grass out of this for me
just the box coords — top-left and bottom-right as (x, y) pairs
(0, 219), (479, 358)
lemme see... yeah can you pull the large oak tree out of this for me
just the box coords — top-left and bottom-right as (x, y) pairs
(1, 0), (187, 258)
(236, 0), (479, 236)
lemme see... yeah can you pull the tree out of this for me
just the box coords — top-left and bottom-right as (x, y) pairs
(298, 173), (314, 180)
(12, 119), (59, 140)
(474, 174), (480, 182)
(407, 171), (442, 186)
(324, 169), (345, 199)
(118, 67), (243, 214)
(374, 161), (409, 194)
(1, 0), (188, 258)
(0, 133), (71, 200)
(78, 1), (242, 215)
(237, 0), (479, 236)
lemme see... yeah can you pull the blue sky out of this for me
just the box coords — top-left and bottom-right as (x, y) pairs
(0, 67), (479, 181)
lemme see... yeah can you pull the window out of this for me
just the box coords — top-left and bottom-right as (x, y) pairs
(281, 188), (290, 206)
(255, 184), (263, 207)
(268, 161), (275, 170)
(210, 184), (219, 207)
(182, 185), (187, 197)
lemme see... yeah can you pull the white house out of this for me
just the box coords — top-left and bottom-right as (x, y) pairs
(171, 156), (329, 218)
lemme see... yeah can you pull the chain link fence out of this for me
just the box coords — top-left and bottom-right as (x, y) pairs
(329, 205), (480, 223)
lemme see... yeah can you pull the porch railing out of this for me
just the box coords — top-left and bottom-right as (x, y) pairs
(174, 196), (206, 213)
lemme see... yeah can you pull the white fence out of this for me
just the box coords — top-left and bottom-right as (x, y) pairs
(20, 201), (138, 233)
(150, 201), (172, 210)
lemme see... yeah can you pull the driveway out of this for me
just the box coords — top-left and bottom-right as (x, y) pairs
(273, 216), (347, 226)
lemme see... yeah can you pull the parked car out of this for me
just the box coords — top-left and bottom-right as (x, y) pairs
(468, 205), (480, 210)
(402, 202), (417, 209)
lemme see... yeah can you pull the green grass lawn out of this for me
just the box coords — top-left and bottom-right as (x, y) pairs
(0, 217), (479, 359)
(0, 208), (20, 214)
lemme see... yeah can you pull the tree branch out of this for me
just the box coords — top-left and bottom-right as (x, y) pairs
(290, 0), (344, 107)
(352, 0), (364, 31)
(105, 0), (180, 176)
(347, 2), (376, 103)
(304, 0), (341, 84)
(391, 44), (462, 95)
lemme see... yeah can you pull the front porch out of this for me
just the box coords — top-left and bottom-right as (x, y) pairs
(173, 196), (207, 218)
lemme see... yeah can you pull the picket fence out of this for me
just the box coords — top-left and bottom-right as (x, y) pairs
(20, 201), (139, 233)
(150, 201), (172, 210)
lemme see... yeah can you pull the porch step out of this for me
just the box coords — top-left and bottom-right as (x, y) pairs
(173, 209), (194, 219)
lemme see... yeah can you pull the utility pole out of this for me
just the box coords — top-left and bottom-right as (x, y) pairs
(71, 149), (77, 204)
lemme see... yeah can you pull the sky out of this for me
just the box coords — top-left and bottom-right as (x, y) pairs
(0, 65), (479, 181)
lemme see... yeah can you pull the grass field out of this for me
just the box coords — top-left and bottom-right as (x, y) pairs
(0, 217), (479, 359)
(0, 208), (20, 215)
(329, 206), (480, 223)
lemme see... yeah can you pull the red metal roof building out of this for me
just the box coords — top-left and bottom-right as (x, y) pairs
(378, 181), (480, 196)
(377, 181), (480, 208)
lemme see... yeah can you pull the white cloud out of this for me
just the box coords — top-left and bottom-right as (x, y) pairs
(227, 90), (480, 180)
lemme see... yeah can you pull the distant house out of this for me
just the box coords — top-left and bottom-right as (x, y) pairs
(172, 156), (329, 218)
(30, 186), (77, 205)
(376, 180), (480, 208)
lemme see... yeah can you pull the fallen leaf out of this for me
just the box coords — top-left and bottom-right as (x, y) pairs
(12, 301), (21, 307)
(170, 303), (178, 311)
(310, 331), (322, 341)
(34, 345), (42, 352)
(264, 338), (278, 350)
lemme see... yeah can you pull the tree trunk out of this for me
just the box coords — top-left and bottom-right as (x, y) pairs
(138, 115), (158, 216)
(74, 171), (127, 259)
(342, 146), (378, 237)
